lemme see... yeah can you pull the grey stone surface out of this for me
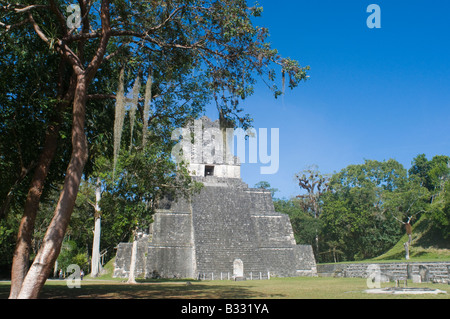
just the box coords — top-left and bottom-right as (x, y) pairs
(114, 178), (317, 279)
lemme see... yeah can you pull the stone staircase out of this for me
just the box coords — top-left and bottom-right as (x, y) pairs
(193, 186), (267, 275)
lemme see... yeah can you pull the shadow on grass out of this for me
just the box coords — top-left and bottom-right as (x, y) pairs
(0, 280), (281, 299)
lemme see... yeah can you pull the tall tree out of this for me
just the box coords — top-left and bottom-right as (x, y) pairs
(0, 10), (76, 298)
(408, 154), (450, 239)
(428, 179), (450, 239)
(321, 159), (408, 261)
(2, 0), (309, 298)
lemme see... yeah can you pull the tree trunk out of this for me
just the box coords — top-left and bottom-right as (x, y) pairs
(16, 76), (88, 299)
(91, 177), (102, 277)
(313, 199), (319, 260)
(127, 229), (138, 284)
(404, 241), (410, 260)
(404, 222), (413, 260)
(91, 217), (102, 277)
(9, 119), (60, 299)
(53, 260), (58, 278)
(404, 234), (412, 260)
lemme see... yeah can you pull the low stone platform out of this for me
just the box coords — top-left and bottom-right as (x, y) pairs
(317, 262), (450, 284)
(365, 287), (447, 295)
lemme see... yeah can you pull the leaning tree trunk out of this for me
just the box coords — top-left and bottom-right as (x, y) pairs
(16, 76), (89, 299)
(91, 177), (102, 277)
(8, 120), (60, 299)
(9, 59), (74, 298)
(12, 0), (110, 298)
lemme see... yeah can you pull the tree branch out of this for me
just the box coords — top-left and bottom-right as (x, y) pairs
(147, 5), (185, 32)
(0, 17), (30, 31)
(85, 0), (111, 82)
(27, 12), (84, 73)
(27, 12), (50, 44)
(0, 4), (48, 13)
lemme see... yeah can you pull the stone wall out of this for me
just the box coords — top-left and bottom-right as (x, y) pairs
(294, 245), (318, 277)
(146, 208), (195, 279)
(114, 239), (148, 278)
(317, 262), (450, 284)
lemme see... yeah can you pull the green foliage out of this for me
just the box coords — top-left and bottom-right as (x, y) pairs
(285, 156), (450, 263)
(0, 216), (20, 269)
(98, 140), (200, 236)
(409, 154), (450, 191)
(56, 240), (88, 272)
(409, 154), (450, 238)
(295, 165), (330, 218)
(319, 159), (418, 262)
(274, 199), (320, 247)
(0, 16), (70, 221)
(382, 175), (430, 223)
(427, 180), (450, 238)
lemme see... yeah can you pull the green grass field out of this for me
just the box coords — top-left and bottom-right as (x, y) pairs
(1, 277), (448, 299)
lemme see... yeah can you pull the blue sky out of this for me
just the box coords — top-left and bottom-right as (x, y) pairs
(206, 0), (450, 199)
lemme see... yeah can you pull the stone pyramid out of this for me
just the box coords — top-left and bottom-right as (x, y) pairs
(113, 117), (317, 279)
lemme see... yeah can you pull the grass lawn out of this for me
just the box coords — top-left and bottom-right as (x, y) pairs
(0, 277), (448, 299)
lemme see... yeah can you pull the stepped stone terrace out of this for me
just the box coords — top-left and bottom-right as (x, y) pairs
(114, 117), (317, 280)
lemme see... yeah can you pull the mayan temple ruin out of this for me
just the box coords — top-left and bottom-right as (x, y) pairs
(113, 117), (317, 280)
